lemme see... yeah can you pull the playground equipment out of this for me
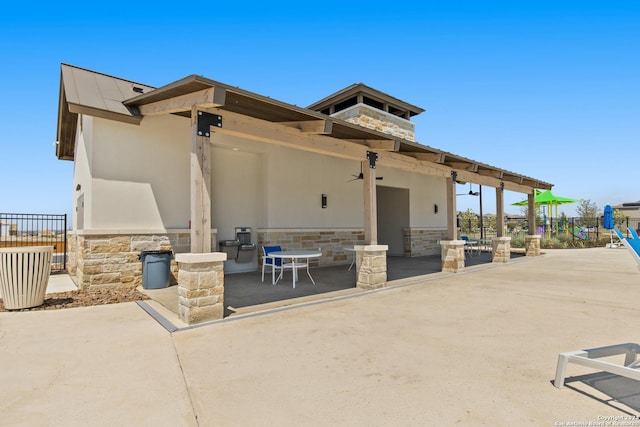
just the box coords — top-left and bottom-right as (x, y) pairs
(512, 190), (579, 238)
(568, 223), (589, 240)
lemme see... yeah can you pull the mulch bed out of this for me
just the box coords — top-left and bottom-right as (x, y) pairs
(0, 287), (149, 312)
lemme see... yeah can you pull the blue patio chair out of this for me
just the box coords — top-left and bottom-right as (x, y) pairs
(261, 245), (291, 283)
(460, 235), (477, 257)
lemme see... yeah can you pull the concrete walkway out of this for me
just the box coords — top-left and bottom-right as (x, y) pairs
(1, 247), (639, 426)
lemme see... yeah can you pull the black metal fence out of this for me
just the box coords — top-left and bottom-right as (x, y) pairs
(0, 213), (68, 273)
(458, 215), (637, 242)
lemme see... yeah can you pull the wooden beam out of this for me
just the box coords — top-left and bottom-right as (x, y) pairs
(366, 140), (399, 151)
(190, 106), (212, 253)
(344, 139), (396, 150)
(68, 103), (142, 125)
(477, 169), (503, 179)
(363, 160), (378, 244)
(447, 161), (478, 172)
(202, 107), (547, 194)
(280, 120), (333, 134)
(446, 175), (457, 240)
(410, 153), (446, 163)
(496, 185), (504, 237)
(139, 87), (226, 116)
(528, 191), (536, 236)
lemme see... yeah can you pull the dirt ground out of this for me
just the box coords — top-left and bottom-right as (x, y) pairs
(0, 287), (148, 312)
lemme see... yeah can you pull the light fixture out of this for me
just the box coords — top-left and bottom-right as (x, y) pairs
(321, 194), (327, 208)
(75, 184), (81, 191)
(434, 204), (438, 214)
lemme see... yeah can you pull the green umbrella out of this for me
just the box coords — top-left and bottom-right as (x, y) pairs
(511, 190), (578, 207)
(511, 189), (542, 206)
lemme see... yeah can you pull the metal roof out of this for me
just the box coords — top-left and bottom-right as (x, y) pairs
(306, 82), (425, 117)
(56, 64), (552, 190)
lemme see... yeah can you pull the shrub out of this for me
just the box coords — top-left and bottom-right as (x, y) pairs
(510, 235), (525, 248)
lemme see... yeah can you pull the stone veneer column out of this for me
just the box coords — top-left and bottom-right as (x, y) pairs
(524, 235), (541, 257)
(354, 245), (388, 290)
(492, 237), (511, 263)
(175, 252), (227, 324)
(440, 240), (465, 272)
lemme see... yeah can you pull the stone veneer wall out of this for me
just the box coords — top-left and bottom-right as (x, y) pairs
(258, 229), (365, 267)
(332, 104), (416, 141)
(403, 228), (448, 256)
(66, 230), (217, 289)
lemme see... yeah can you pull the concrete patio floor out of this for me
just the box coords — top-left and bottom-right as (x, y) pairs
(1, 247), (638, 426)
(143, 250), (511, 319)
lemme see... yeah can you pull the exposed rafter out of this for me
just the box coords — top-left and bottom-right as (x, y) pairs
(137, 87), (226, 116)
(280, 120), (333, 134)
(409, 152), (446, 163)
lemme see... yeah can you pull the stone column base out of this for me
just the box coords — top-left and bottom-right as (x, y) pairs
(492, 237), (511, 263)
(525, 235), (541, 257)
(440, 240), (465, 272)
(176, 252), (227, 324)
(355, 245), (388, 290)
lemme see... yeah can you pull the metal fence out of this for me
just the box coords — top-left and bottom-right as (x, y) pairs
(0, 213), (67, 273)
(458, 215), (636, 242)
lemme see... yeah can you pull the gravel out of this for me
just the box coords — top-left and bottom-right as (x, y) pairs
(0, 287), (149, 312)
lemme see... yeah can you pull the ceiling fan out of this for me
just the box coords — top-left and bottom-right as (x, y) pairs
(348, 163), (383, 181)
(457, 183), (479, 196)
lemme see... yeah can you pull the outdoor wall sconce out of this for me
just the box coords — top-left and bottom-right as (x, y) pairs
(75, 184), (81, 191)
(322, 194), (327, 208)
(434, 204), (438, 214)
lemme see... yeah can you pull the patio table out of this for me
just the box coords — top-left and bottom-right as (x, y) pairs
(464, 239), (480, 257)
(269, 250), (321, 288)
(478, 238), (493, 253)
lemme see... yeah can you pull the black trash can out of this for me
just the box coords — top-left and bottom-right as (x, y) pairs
(139, 250), (173, 289)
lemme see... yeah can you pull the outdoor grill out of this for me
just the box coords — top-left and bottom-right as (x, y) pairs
(218, 227), (256, 263)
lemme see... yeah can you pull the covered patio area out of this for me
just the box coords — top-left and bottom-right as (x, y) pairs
(143, 251), (517, 319)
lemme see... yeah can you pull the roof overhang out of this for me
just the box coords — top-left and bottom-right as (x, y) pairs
(56, 64), (553, 192)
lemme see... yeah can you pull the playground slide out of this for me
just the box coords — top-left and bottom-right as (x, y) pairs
(568, 224), (589, 240)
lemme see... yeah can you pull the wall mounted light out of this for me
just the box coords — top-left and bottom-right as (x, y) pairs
(434, 203), (438, 214)
(321, 194), (327, 208)
(75, 184), (81, 191)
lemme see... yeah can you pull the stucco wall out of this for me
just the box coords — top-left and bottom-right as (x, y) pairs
(78, 115), (190, 231)
(74, 114), (448, 234)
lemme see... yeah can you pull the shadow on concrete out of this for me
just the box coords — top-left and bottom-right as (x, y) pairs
(563, 371), (640, 414)
(144, 250), (522, 318)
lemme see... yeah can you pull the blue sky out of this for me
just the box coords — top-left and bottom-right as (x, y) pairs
(1, 1), (638, 218)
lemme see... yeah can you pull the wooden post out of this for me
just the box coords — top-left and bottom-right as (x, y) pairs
(528, 190), (536, 236)
(190, 107), (212, 253)
(446, 173), (457, 240)
(496, 184), (504, 237)
(363, 159), (378, 245)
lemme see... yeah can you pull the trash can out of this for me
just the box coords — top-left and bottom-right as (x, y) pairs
(139, 250), (173, 289)
(0, 246), (52, 309)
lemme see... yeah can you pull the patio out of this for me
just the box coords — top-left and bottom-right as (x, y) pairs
(143, 250), (515, 319)
(1, 247), (638, 425)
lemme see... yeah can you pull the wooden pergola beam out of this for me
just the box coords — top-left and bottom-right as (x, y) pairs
(139, 87), (226, 116)
(280, 120), (333, 134)
(366, 140), (399, 151)
(410, 153), (446, 163)
(478, 169), (503, 179)
(447, 161), (478, 172)
(202, 107), (549, 194)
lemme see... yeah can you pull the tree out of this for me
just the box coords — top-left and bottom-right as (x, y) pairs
(613, 209), (628, 228)
(576, 199), (598, 227)
(457, 208), (477, 235)
(519, 204), (541, 230)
